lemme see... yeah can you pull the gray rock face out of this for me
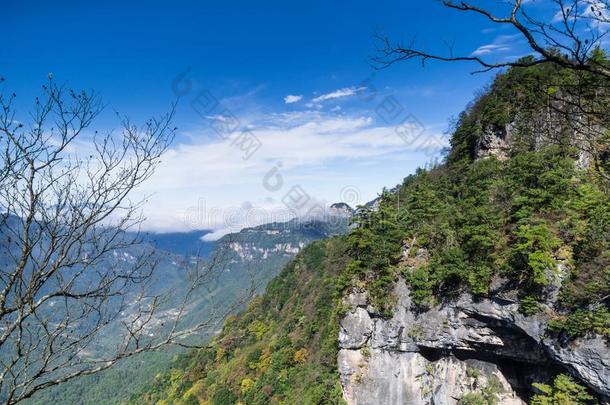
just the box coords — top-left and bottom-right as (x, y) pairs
(475, 123), (513, 161)
(472, 107), (599, 166)
(454, 296), (610, 398)
(339, 308), (373, 349)
(339, 349), (525, 405)
(338, 280), (610, 405)
(329, 202), (355, 218)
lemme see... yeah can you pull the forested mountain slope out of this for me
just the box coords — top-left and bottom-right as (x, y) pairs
(24, 218), (348, 405)
(132, 61), (610, 404)
(131, 238), (349, 404)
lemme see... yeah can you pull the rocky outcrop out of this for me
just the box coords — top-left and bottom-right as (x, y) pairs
(472, 106), (599, 167)
(329, 202), (355, 218)
(339, 349), (526, 405)
(475, 123), (513, 161)
(338, 279), (610, 405)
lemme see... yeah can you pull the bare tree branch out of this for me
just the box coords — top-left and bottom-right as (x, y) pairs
(0, 78), (257, 404)
(374, 0), (610, 77)
(374, 0), (610, 181)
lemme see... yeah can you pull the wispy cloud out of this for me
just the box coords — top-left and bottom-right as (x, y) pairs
(582, 0), (610, 28)
(471, 44), (510, 56)
(471, 34), (520, 56)
(312, 86), (366, 103)
(134, 110), (444, 232)
(284, 94), (302, 104)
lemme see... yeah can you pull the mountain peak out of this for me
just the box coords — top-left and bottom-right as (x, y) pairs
(329, 202), (354, 217)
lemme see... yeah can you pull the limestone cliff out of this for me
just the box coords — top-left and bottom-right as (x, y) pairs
(338, 278), (609, 405)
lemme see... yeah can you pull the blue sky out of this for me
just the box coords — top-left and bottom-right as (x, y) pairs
(1, 0), (552, 236)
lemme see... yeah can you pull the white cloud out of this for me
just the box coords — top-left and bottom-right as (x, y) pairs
(550, 1), (610, 33)
(471, 44), (511, 56)
(201, 228), (233, 241)
(552, 9), (565, 23)
(284, 94), (303, 104)
(471, 34), (520, 56)
(312, 86), (366, 103)
(133, 110), (445, 232)
(582, 0), (610, 28)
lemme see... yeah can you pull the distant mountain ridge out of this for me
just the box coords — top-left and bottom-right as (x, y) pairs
(136, 230), (215, 257)
(24, 205), (353, 405)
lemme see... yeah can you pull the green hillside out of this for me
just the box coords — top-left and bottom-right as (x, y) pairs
(342, 60), (610, 336)
(130, 61), (609, 404)
(24, 219), (348, 405)
(131, 238), (349, 405)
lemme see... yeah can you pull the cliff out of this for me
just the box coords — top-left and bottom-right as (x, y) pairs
(337, 61), (610, 404)
(338, 280), (609, 404)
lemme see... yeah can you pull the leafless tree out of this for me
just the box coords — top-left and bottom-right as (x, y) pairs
(375, 0), (610, 76)
(375, 0), (610, 178)
(0, 77), (255, 404)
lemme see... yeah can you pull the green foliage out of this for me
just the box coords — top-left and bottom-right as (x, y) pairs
(130, 239), (349, 405)
(247, 320), (270, 340)
(406, 266), (436, 308)
(481, 376), (504, 405)
(343, 145), (585, 312)
(338, 62), (610, 330)
(548, 307), (610, 339)
(519, 295), (540, 316)
(458, 375), (503, 405)
(459, 393), (487, 405)
(407, 324), (424, 339)
(24, 347), (185, 405)
(212, 387), (238, 405)
(531, 374), (595, 405)
(466, 368), (481, 379)
(510, 219), (559, 287)
(23, 218), (345, 405)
